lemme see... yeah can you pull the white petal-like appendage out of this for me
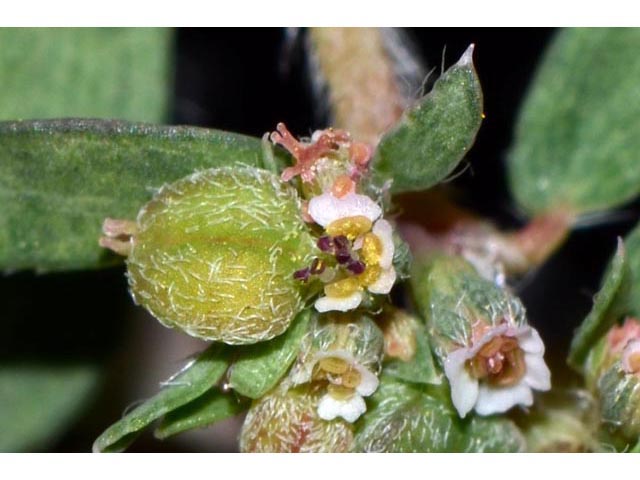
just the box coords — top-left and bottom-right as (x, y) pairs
(444, 349), (479, 418)
(367, 267), (396, 295)
(314, 291), (363, 313)
(474, 382), (533, 416)
(372, 219), (395, 269)
(317, 394), (367, 423)
(308, 192), (382, 227)
(515, 326), (545, 354)
(355, 366), (379, 397)
(523, 352), (551, 391)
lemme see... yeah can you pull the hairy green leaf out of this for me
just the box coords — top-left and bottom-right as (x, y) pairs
(0, 363), (99, 452)
(354, 376), (525, 452)
(373, 44), (483, 193)
(0, 28), (170, 122)
(93, 343), (228, 453)
(568, 240), (630, 371)
(0, 119), (285, 272)
(228, 310), (312, 398)
(155, 389), (246, 440)
(508, 28), (640, 215)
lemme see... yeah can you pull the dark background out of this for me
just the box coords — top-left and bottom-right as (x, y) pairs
(3, 28), (638, 452)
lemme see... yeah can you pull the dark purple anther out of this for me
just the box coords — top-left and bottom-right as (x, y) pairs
(333, 235), (350, 252)
(317, 236), (333, 252)
(347, 260), (366, 275)
(310, 258), (325, 275)
(293, 267), (311, 282)
(336, 252), (352, 264)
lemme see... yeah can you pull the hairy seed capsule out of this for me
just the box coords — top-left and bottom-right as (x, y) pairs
(126, 167), (315, 344)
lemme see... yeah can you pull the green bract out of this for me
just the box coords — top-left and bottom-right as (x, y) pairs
(568, 240), (629, 371)
(127, 166), (315, 344)
(373, 44), (483, 194)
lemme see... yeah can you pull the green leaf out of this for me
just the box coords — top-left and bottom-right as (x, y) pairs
(372, 45), (483, 194)
(508, 28), (640, 216)
(0, 119), (285, 272)
(623, 224), (640, 317)
(568, 239), (630, 371)
(228, 310), (312, 398)
(354, 376), (525, 452)
(0, 363), (99, 452)
(93, 343), (228, 453)
(0, 28), (170, 122)
(155, 389), (247, 440)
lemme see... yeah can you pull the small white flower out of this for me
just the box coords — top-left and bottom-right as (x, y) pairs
(308, 191), (381, 228)
(291, 349), (379, 423)
(444, 324), (551, 418)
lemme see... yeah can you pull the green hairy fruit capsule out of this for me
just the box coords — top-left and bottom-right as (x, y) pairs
(126, 166), (315, 344)
(240, 382), (354, 453)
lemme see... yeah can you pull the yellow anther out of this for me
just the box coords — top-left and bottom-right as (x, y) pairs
(358, 264), (381, 287)
(327, 384), (356, 400)
(361, 233), (383, 266)
(341, 368), (362, 389)
(318, 357), (349, 375)
(324, 277), (361, 298)
(326, 216), (372, 240)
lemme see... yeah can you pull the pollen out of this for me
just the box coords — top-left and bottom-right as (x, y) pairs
(324, 277), (361, 298)
(326, 216), (372, 240)
(358, 264), (381, 286)
(361, 233), (383, 266)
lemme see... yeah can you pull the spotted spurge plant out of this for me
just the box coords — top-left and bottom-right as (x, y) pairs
(3, 27), (640, 453)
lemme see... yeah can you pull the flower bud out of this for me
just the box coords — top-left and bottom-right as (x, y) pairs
(239, 382), (353, 452)
(125, 166), (315, 344)
(584, 318), (640, 444)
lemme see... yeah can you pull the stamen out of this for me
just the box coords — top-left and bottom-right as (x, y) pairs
(317, 236), (334, 252)
(310, 258), (326, 275)
(336, 251), (352, 265)
(347, 260), (366, 275)
(333, 235), (350, 252)
(293, 267), (311, 282)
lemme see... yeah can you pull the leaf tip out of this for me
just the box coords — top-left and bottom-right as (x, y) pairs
(457, 44), (475, 67)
